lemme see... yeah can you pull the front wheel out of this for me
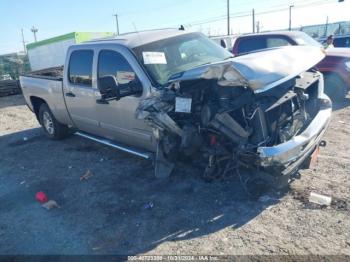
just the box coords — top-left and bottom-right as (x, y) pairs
(38, 103), (70, 140)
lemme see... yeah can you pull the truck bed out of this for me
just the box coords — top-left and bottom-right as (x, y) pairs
(19, 68), (72, 125)
(23, 66), (63, 81)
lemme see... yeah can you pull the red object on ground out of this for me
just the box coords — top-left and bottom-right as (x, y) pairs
(36, 192), (48, 203)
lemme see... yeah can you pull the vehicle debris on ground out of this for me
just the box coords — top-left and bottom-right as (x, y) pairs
(42, 200), (59, 210)
(309, 192), (332, 206)
(80, 169), (93, 181)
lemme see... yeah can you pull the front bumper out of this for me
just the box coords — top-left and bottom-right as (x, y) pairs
(257, 94), (332, 176)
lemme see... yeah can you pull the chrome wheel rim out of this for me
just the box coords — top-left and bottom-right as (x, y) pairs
(43, 112), (54, 135)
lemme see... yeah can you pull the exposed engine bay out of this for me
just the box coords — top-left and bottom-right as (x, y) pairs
(136, 66), (323, 186)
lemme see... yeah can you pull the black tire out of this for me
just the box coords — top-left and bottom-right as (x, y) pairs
(38, 103), (69, 140)
(324, 74), (347, 101)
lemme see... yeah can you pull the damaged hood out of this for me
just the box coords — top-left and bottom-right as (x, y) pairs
(168, 46), (325, 93)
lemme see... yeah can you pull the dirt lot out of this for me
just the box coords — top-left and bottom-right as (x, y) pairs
(0, 94), (350, 256)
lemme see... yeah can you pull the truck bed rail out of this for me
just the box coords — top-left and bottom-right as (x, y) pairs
(22, 66), (63, 81)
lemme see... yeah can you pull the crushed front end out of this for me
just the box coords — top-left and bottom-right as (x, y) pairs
(137, 46), (332, 188)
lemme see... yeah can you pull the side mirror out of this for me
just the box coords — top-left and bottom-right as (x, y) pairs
(98, 75), (119, 100)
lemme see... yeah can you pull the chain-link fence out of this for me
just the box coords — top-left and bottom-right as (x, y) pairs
(0, 52), (30, 80)
(300, 21), (350, 38)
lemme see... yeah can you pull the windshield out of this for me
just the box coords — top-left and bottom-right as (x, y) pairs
(132, 32), (232, 86)
(294, 33), (323, 47)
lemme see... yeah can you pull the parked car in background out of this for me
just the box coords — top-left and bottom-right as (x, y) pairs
(211, 35), (236, 50)
(0, 74), (13, 81)
(230, 31), (350, 100)
(317, 48), (350, 99)
(318, 34), (350, 48)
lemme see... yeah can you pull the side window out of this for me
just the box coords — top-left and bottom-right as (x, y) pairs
(220, 39), (227, 48)
(266, 37), (291, 48)
(98, 50), (138, 85)
(237, 37), (267, 54)
(68, 50), (93, 86)
(334, 37), (350, 47)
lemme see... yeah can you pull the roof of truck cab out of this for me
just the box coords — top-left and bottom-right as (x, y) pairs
(82, 28), (194, 48)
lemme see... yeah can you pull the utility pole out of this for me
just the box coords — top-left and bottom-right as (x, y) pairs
(324, 16), (329, 37)
(252, 9), (255, 33)
(207, 27), (211, 37)
(21, 28), (27, 54)
(113, 13), (120, 35)
(256, 21), (261, 33)
(289, 5), (294, 31)
(31, 26), (38, 42)
(227, 0), (230, 35)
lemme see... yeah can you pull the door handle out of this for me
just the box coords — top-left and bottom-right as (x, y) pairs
(65, 92), (76, 97)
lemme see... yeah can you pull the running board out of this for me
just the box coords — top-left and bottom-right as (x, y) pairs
(74, 131), (153, 160)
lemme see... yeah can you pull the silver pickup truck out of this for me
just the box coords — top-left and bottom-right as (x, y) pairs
(20, 29), (332, 188)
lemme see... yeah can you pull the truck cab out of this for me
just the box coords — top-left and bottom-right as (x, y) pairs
(62, 41), (156, 151)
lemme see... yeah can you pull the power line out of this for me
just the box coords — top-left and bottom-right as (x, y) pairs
(175, 0), (337, 28)
(180, 10), (252, 27)
(117, 0), (192, 16)
(135, 3), (227, 31)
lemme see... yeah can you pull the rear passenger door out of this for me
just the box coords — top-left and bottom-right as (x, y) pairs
(64, 49), (99, 134)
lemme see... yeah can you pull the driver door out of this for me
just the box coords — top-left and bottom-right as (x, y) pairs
(95, 47), (156, 151)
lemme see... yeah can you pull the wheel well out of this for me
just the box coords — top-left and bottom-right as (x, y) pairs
(30, 96), (46, 119)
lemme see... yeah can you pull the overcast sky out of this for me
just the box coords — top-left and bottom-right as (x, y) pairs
(0, 0), (349, 55)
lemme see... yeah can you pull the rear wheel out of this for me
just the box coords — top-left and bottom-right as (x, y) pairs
(38, 103), (69, 140)
(324, 74), (347, 101)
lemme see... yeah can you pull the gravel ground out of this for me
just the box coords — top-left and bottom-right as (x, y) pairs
(0, 94), (350, 256)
